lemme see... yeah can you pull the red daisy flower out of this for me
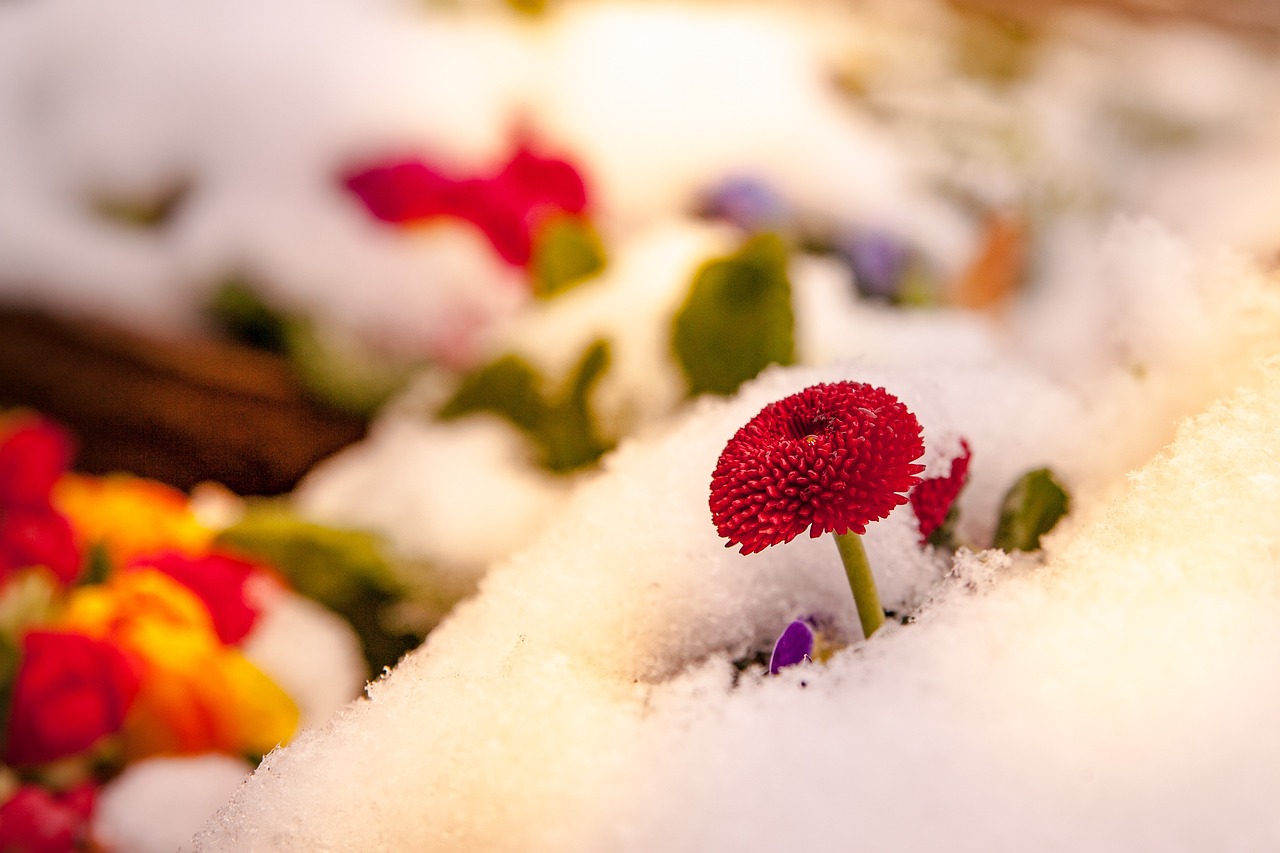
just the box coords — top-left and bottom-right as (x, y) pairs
(909, 439), (972, 545)
(710, 382), (925, 555)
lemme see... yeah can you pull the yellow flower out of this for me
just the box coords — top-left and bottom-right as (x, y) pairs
(52, 474), (212, 567)
(59, 570), (297, 760)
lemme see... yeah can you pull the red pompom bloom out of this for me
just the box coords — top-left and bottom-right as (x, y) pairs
(909, 439), (972, 545)
(710, 382), (926, 555)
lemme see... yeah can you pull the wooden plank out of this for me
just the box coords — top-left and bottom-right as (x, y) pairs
(0, 307), (367, 496)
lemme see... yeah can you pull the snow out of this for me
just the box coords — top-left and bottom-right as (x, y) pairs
(192, 298), (1280, 850)
(240, 589), (368, 732)
(192, 230), (1280, 849)
(93, 755), (251, 853)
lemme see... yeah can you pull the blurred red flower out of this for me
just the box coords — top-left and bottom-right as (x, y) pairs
(0, 508), (81, 587)
(710, 382), (925, 555)
(4, 631), (141, 766)
(0, 418), (74, 508)
(909, 439), (972, 545)
(128, 550), (266, 645)
(344, 144), (589, 266)
(0, 783), (96, 853)
(0, 417), (81, 586)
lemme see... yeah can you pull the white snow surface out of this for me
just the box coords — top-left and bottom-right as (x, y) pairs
(94, 755), (252, 853)
(193, 243), (1280, 850)
(241, 589), (368, 732)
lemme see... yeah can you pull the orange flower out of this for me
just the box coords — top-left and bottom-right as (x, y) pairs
(59, 570), (297, 760)
(52, 474), (211, 568)
(128, 550), (267, 645)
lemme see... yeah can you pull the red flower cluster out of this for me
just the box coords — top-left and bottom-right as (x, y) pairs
(344, 144), (589, 267)
(909, 439), (972, 545)
(710, 382), (925, 554)
(0, 417), (80, 586)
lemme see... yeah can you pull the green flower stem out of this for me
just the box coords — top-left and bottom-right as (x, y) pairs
(833, 531), (885, 639)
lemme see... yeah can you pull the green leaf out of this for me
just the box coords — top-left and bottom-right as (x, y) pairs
(95, 182), (189, 228)
(79, 542), (113, 587)
(215, 502), (420, 675)
(530, 214), (607, 300)
(893, 257), (946, 309)
(438, 339), (615, 474)
(671, 232), (795, 397)
(207, 280), (290, 355)
(540, 340), (613, 473)
(438, 354), (544, 435)
(206, 280), (419, 416)
(283, 318), (419, 417)
(992, 467), (1070, 552)
(925, 501), (962, 552)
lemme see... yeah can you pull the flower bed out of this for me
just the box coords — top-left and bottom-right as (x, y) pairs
(0, 415), (370, 852)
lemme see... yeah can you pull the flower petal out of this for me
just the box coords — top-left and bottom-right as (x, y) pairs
(768, 620), (815, 674)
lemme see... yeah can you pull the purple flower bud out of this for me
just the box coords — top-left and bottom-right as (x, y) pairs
(838, 231), (910, 302)
(768, 619), (816, 674)
(697, 177), (791, 233)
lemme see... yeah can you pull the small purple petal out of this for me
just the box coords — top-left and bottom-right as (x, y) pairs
(697, 177), (791, 233)
(768, 620), (815, 674)
(838, 231), (910, 301)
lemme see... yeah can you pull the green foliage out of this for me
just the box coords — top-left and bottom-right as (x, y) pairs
(94, 183), (189, 228)
(282, 318), (418, 417)
(892, 257), (946, 309)
(530, 214), (606, 300)
(80, 542), (113, 587)
(671, 232), (795, 397)
(992, 467), (1070, 552)
(206, 280), (418, 417)
(438, 339), (615, 474)
(207, 280), (290, 355)
(215, 502), (420, 676)
(441, 354), (542, 433)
